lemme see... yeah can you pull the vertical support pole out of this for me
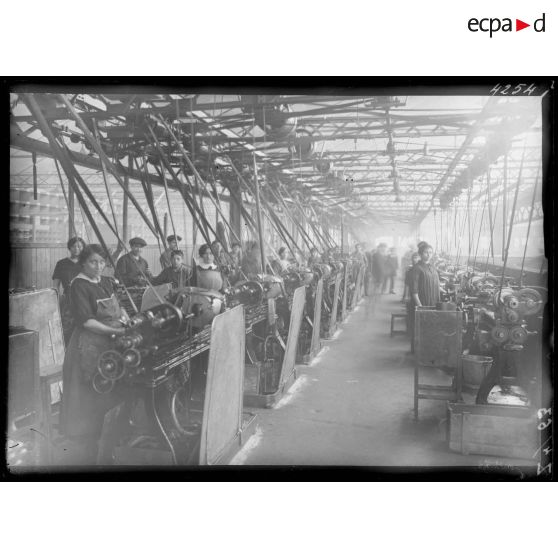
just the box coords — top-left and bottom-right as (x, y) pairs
(229, 182), (242, 242)
(68, 173), (75, 238)
(453, 205), (458, 255)
(487, 170), (494, 260)
(122, 156), (130, 245)
(253, 154), (266, 274)
(192, 200), (197, 250)
(32, 152), (38, 201)
(190, 97), (201, 247)
(467, 175), (472, 268)
(340, 212), (344, 254)
(182, 202), (189, 258)
(164, 212), (168, 239)
(502, 154), (507, 261)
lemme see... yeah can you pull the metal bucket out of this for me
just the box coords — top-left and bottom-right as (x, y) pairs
(462, 354), (493, 387)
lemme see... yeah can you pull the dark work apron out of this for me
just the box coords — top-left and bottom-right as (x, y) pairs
(60, 294), (123, 439)
(196, 266), (224, 291)
(59, 294), (75, 346)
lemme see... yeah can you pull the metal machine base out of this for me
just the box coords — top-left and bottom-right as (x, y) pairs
(302, 344), (321, 364)
(111, 410), (258, 466)
(214, 412), (258, 465)
(322, 326), (338, 340)
(243, 367), (298, 408)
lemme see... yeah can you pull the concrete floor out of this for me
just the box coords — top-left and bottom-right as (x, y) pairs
(235, 292), (537, 469)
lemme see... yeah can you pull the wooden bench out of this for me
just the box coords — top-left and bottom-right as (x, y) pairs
(390, 313), (407, 337)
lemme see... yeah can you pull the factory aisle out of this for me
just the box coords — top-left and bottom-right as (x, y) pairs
(235, 291), (535, 468)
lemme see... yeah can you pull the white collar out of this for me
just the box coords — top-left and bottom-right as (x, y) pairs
(198, 262), (218, 270)
(71, 272), (102, 285)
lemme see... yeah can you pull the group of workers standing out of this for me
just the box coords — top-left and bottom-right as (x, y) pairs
(350, 242), (399, 296)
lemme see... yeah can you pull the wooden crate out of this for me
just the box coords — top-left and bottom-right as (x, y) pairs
(414, 308), (463, 420)
(447, 402), (538, 460)
(9, 288), (64, 372)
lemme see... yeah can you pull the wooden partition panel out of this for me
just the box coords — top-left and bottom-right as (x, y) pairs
(310, 280), (323, 357)
(341, 264), (349, 320)
(199, 305), (245, 466)
(279, 286), (306, 386)
(328, 274), (342, 338)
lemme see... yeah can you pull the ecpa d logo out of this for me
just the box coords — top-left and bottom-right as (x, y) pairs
(468, 13), (545, 37)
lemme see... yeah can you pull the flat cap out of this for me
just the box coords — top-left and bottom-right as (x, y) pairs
(129, 237), (147, 247)
(167, 235), (182, 243)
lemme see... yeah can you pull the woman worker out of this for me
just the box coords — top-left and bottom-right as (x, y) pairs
(409, 243), (440, 353)
(194, 243), (225, 292)
(52, 236), (86, 295)
(60, 244), (128, 460)
(52, 236), (85, 344)
(272, 246), (291, 274)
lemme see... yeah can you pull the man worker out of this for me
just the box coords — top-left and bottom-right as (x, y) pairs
(152, 249), (192, 291)
(115, 237), (153, 287)
(160, 235), (182, 269)
(384, 246), (399, 294)
(228, 242), (243, 284)
(241, 241), (263, 279)
(371, 243), (387, 296)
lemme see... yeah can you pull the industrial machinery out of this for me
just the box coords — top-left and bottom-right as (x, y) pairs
(436, 256), (545, 406)
(474, 285), (544, 406)
(96, 270), (292, 463)
(116, 284), (147, 316)
(243, 275), (288, 397)
(94, 295), (222, 464)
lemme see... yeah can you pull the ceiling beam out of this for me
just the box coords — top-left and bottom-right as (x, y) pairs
(10, 123), (233, 203)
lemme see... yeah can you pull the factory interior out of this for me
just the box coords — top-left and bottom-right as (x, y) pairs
(6, 90), (552, 475)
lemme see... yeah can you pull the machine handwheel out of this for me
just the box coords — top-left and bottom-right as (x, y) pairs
(282, 272), (302, 295)
(152, 303), (183, 333)
(509, 325), (528, 345)
(518, 288), (543, 316)
(123, 348), (142, 369)
(92, 372), (115, 394)
(493, 287), (514, 308)
(97, 350), (125, 381)
(490, 325), (509, 344)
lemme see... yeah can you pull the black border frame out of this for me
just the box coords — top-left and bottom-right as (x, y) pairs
(2, 77), (555, 482)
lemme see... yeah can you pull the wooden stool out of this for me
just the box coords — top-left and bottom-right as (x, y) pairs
(390, 313), (407, 337)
